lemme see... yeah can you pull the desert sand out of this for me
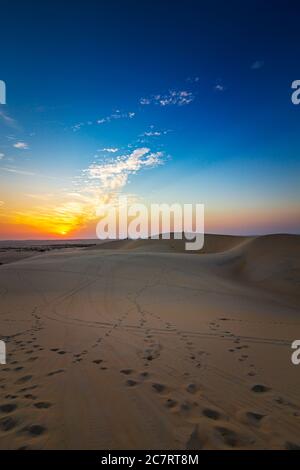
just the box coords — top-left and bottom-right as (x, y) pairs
(0, 234), (299, 450)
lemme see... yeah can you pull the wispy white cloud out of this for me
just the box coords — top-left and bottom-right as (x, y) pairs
(0, 110), (18, 129)
(214, 84), (225, 92)
(13, 141), (29, 150)
(186, 76), (200, 83)
(100, 147), (119, 153)
(72, 122), (85, 132)
(140, 98), (151, 105)
(0, 166), (35, 176)
(251, 60), (264, 70)
(96, 111), (135, 125)
(144, 131), (162, 136)
(72, 110), (135, 132)
(25, 193), (55, 201)
(0, 153), (4, 159)
(140, 90), (194, 107)
(141, 126), (170, 137)
(85, 147), (164, 192)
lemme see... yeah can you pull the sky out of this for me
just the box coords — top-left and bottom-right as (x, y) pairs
(0, 0), (299, 239)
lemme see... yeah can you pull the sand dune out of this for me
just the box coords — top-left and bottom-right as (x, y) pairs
(0, 234), (299, 449)
(95, 234), (300, 304)
(92, 233), (248, 254)
(207, 234), (300, 305)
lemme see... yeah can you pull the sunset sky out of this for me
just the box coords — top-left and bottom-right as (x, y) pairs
(0, 0), (299, 239)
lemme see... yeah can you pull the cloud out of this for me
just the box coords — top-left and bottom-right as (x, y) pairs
(186, 76), (199, 83)
(13, 141), (29, 150)
(85, 147), (164, 191)
(9, 147), (165, 236)
(141, 127), (170, 137)
(25, 193), (55, 201)
(72, 111), (135, 132)
(101, 147), (119, 153)
(140, 98), (151, 105)
(144, 131), (162, 136)
(251, 60), (264, 70)
(0, 200), (4, 207)
(214, 84), (225, 92)
(0, 153), (4, 159)
(0, 110), (18, 129)
(0, 166), (35, 176)
(140, 90), (194, 106)
(72, 122), (85, 132)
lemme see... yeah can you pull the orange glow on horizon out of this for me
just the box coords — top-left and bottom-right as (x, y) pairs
(0, 202), (299, 240)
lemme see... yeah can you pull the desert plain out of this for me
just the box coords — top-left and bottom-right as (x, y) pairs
(0, 234), (299, 450)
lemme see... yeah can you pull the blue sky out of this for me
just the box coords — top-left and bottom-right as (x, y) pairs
(0, 0), (299, 238)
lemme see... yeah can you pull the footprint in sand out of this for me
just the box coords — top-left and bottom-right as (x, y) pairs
(15, 375), (33, 385)
(248, 372), (256, 378)
(251, 384), (271, 393)
(27, 356), (39, 362)
(47, 369), (65, 377)
(214, 426), (238, 447)
(18, 385), (38, 393)
(139, 371), (149, 379)
(186, 383), (198, 394)
(244, 411), (265, 426)
(125, 379), (138, 387)
(120, 369), (133, 375)
(24, 393), (37, 400)
(152, 383), (166, 394)
(0, 416), (18, 432)
(0, 403), (18, 413)
(165, 398), (177, 409)
(34, 402), (52, 409)
(21, 424), (46, 437)
(202, 408), (221, 420)
(180, 400), (197, 413)
(274, 396), (299, 412)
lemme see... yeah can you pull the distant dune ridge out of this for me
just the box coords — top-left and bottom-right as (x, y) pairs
(0, 233), (299, 449)
(86, 233), (300, 304)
